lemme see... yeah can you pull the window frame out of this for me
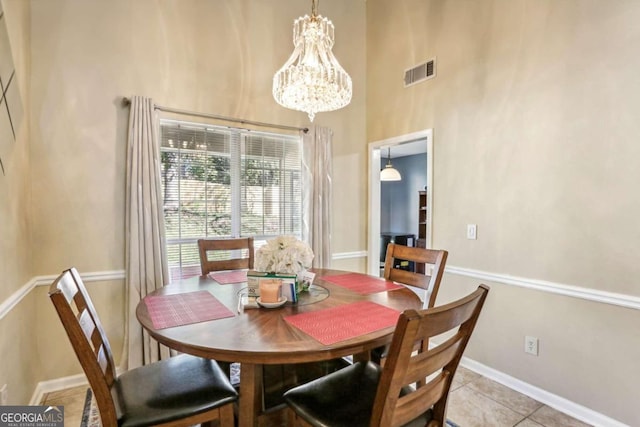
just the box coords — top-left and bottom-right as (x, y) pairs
(159, 119), (303, 278)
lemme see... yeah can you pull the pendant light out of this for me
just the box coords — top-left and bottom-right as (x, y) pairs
(380, 147), (402, 181)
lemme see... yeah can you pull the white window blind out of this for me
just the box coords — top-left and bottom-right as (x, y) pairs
(160, 120), (302, 280)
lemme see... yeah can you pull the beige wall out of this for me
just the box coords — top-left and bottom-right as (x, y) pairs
(24, 0), (366, 387)
(0, 0), (366, 403)
(28, 0), (366, 274)
(368, 0), (640, 425)
(0, 0), (30, 302)
(4, 0), (636, 423)
(0, 0), (35, 405)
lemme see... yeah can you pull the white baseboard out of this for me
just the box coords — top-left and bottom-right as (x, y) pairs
(32, 356), (626, 426)
(29, 365), (125, 406)
(460, 357), (628, 427)
(29, 373), (89, 406)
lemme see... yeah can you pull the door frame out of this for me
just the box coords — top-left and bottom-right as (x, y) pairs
(367, 129), (433, 276)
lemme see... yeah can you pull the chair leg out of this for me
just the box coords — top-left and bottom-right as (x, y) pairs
(287, 407), (298, 426)
(219, 404), (235, 427)
(288, 408), (315, 427)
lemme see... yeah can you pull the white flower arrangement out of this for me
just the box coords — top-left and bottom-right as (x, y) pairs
(255, 235), (314, 275)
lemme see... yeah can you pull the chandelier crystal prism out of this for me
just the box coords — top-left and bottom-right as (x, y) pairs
(272, 0), (352, 122)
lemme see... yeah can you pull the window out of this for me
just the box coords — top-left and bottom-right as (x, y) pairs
(160, 120), (302, 279)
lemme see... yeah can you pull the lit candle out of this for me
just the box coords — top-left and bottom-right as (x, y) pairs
(259, 279), (282, 303)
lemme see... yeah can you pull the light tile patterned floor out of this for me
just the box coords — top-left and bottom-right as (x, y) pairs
(41, 367), (592, 427)
(447, 367), (592, 427)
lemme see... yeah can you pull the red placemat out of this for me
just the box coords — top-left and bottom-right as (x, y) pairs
(208, 270), (247, 284)
(320, 273), (404, 294)
(144, 291), (235, 329)
(284, 301), (400, 345)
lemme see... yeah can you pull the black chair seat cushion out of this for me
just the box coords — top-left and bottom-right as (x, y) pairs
(115, 354), (238, 427)
(263, 358), (352, 409)
(283, 361), (432, 427)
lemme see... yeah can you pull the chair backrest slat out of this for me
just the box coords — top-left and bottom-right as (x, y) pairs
(198, 237), (254, 274)
(403, 336), (463, 386)
(394, 371), (450, 426)
(383, 243), (448, 308)
(49, 268), (119, 425)
(371, 285), (489, 427)
(97, 345), (109, 376)
(78, 310), (97, 347)
(59, 278), (77, 304)
(77, 309), (111, 370)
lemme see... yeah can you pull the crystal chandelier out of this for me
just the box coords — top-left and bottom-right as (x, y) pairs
(272, 0), (352, 122)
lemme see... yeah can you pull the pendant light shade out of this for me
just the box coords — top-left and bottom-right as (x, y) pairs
(380, 147), (402, 181)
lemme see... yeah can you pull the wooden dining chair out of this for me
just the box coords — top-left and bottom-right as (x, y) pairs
(49, 268), (238, 427)
(383, 243), (448, 309)
(370, 243), (449, 364)
(284, 285), (490, 427)
(197, 237), (254, 383)
(197, 237), (254, 274)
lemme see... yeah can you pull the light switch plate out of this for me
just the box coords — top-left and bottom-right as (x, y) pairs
(466, 224), (477, 240)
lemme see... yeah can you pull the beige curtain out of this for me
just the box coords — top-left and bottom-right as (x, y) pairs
(302, 126), (333, 268)
(124, 96), (170, 369)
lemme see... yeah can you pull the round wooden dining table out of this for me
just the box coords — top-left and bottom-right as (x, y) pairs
(136, 268), (421, 427)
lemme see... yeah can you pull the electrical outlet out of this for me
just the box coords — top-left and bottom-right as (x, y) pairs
(524, 336), (539, 356)
(466, 224), (477, 240)
(0, 383), (7, 405)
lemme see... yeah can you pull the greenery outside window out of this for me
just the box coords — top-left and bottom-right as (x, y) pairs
(160, 120), (302, 280)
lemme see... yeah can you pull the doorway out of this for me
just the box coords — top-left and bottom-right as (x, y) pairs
(367, 129), (433, 276)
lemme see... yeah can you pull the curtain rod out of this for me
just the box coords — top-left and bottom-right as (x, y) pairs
(122, 97), (308, 133)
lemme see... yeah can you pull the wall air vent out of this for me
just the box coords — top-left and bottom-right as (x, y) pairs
(404, 58), (436, 87)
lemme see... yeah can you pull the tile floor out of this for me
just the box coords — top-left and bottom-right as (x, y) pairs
(447, 367), (592, 427)
(40, 384), (88, 427)
(41, 367), (593, 427)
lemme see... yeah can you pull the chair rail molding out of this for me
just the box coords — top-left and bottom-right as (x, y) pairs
(332, 250), (368, 260)
(3, 264), (638, 320)
(0, 270), (126, 320)
(0, 277), (36, 321)
(446, 265), (640, 311)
